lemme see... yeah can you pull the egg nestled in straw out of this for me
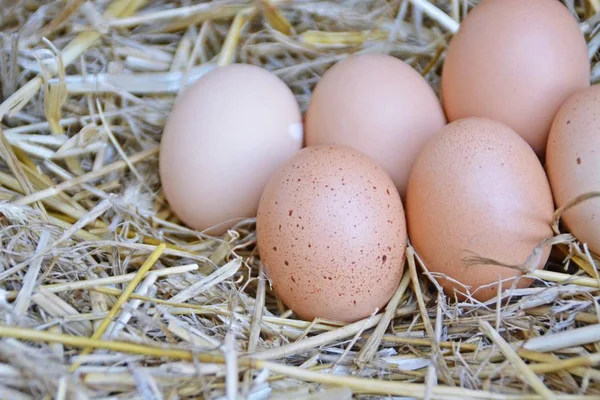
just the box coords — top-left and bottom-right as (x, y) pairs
(305, 53), (446, 198)
(406, 118), (554, 302)
(257, 145), (407, 322)
(546, 84), (600, 256)
(159, 64), (303, 235)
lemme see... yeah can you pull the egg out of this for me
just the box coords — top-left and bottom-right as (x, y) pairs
(305, 53), (446, 198)
(256, 145), (407, 322)
(546, 85), (600, 255)
(441, 0), (590, 157)
(159, 64), (303, 235)
(406, 118), (554, 302)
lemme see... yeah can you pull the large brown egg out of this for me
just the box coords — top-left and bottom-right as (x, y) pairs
(159, 64), (302, 235)
(441, 0), (590, 157)
(305, 53), (446, 198)
(406, 118), (554, 302)
(257, 145), (407, 322)
(546, 85), (600, 255)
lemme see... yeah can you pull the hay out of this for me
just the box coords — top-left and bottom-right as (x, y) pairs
(0, 0), (598, 398)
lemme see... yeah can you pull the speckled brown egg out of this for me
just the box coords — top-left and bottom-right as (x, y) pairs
(406, 118), (554, 302)
(256, 145), (407, 322)
(546, 85), (600, 255)
(442, 0), (590, 157)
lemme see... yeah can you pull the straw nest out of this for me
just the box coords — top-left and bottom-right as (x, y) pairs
(0, 0), (599, 399)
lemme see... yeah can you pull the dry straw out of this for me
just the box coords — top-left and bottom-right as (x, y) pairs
(0, 0), (599, 398)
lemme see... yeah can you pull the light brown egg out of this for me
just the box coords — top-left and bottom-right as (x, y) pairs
(305, 53), (446, 199)
(546, 85), (600, 255)
(257, 145), (407, 322)
(442, 0), (590, 157)
(406, 118), (554, 302)
(159, 64), (302, 235)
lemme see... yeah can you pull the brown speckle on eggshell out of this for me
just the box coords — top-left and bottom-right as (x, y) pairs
(257, 145), (407, 322)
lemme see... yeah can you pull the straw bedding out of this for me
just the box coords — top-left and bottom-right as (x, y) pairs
(0, 0), (599, 399)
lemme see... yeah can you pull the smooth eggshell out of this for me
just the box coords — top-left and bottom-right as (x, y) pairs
(257, 145), (407, 322)
(305, 53), (446, 198)
(441, 0), (590, 157)
(546, 85), (600, 255)
(159, 64), (302, 235)
(406, 118), (554, 302)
